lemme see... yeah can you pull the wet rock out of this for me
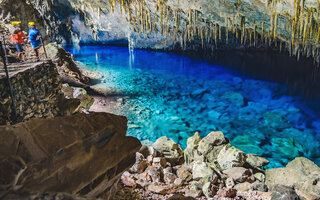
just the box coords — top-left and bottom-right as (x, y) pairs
(131, 152), (147, 173)
(152, 136), (184, 165)
(202, 182), (218, 198)
(246, 154), (270, 168)
(217, 146), (247, 170)
(223, 167), (252, 183)
(121, 171), (136, 187)
(270, 185), (300, 200)
(222, 91), (244, 107)
(192, 161), (214, 180)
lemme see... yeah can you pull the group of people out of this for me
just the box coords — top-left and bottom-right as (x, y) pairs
(10, 21), (41, 62)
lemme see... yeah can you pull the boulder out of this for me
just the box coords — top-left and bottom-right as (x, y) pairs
(202, 182), (218, 198)
(0, 112), (141, 199)
(266, 157), (320, 200)
(184, 132), (202, 164)
(217, 146), (247, 170)
(222, 167), (252, 183)
(176, 166), (193, 182)
(246, 154), (270, 168)
(152, 136), (184, 165)
(192, 161), (215, 180)
(198, 131), (228, 155)
(270, 185), (300, 200)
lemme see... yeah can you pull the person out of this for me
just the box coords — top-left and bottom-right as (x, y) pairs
(10, 21), (26, 62)
(28, 22), (41, 61)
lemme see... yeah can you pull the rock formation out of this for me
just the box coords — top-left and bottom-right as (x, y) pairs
(0, 112), (141, 199)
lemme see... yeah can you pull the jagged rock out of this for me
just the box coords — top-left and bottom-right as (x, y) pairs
(152, 136), (184, 165)
(223, 167), (252, 183)
(192, 161), (214, 180)
(184, 132), (202, 164)
(217, 188), (237, 198)
(246, 154), (270, 168)
(177, 166), (192, 182)
(131, 152), (147, 173)
(185, 181), (203, 198)
(266, 157), (320, 199)
(270, 185), (300, 200)
(121, 171), (136, 187)
(0, 112), (141, 199)
(225, 177), (235, 189)
(164, 172), (178, 184)
(198, 131), (228, 154)
(202, 182), (218, 198)
(153, 157), (167, 168)
(174, 178), (185, 186)
(252, 182), (269, 192)
(146, 166), (161, 183)
(217, 146), (247, 170)
(254, 172), (266, 182)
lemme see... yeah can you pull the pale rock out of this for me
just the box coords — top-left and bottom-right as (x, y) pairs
(223, 167), (252, 183)
(174, 178), (185, 186)
(131, 152), (147, 173)
(164, 172), (178, 184)
(184, 132), (201, 164)
(246, 154), (270, 168)
(197, 131), (228, 160)
(163, 166), (172, 174)
(192, 161), (214, 180)
(152, 136), (184, 165)
(252, 182), (269, 192)
(270, 185), (300, 200)
(225, 177), (235, 189)
(234, 182), (252, 192)
(146, 166), (161, 183)
(202, 182), (218, 198)
(147, 184), (173, 194)
(254, 172), (266, 182)
(121, 171), (136, 187)
(217, 146), (247, 170)
(176, 166), (192, 182)
(153, 157), (167, 168)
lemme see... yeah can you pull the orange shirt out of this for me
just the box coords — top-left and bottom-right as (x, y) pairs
(11, 30), (25, 44)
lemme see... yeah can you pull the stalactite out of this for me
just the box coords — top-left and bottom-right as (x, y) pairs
(273, 13), (278, 40)
(240, 16), (245, 44)
(219, 24), (221, 41)
(261, 22), (264, 42)
(225, 17), (228, 44)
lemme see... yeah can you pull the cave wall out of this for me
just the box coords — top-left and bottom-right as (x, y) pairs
(0, 61), (62, 124)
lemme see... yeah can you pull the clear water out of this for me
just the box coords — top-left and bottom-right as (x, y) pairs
(65, 45), (320, 168)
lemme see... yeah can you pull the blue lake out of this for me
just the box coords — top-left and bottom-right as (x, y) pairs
(65, 45), (320, 168)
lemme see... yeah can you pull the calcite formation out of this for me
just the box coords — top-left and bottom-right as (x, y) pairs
(1, 0), (320, 62)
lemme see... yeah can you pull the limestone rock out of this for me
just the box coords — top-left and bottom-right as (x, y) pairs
(198, 131), (228, 155)
(176, 166), (192, 182)
(121, 171), (136, 187)
(164, 172), (178, 184)
(147, 184), (173, 194)
(184, 132), (201, 164)
(246, 154), (270, 168)
(254, 172), (266, 182)
(217, 146), (247, 170)
(223, 167), (252, 183)
(270, 185), (300, 200)
(266, 157), (320, 200)
(202, 182), (218, 198)
(131, 152), (147, 174)
(152, 136), (184, 165)
(192, 161), (214, 180)
(217, 188), (237, 198)
(153, 157), (167, 169)
(234, 182), (252, 192)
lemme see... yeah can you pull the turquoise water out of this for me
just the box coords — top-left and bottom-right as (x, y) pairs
(65, 45), (320, 168)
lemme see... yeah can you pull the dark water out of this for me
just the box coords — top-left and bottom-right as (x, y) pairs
(65, 44), (320, 168)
